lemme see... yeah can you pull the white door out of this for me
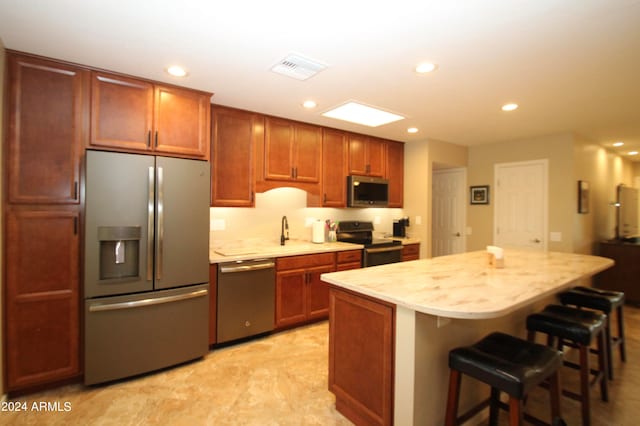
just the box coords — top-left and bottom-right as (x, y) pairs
(494, 160), (548, 250)
(432, 168), (466, 257)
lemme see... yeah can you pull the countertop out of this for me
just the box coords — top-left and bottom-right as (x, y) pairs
(209, 237), (420, 263)
(321, 249), (614, 319)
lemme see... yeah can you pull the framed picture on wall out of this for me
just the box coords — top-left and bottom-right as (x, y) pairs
(470, 185), (490, 205)
(578, 180), (590, 214)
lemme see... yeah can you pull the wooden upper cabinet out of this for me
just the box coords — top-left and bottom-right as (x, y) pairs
(6, 53), (86, 204)
(211, 106), (261, 207)
(386, 141), (404, 207)
(321, 129), (348, 207)
(154, 85), (210, 158)
(90, 72), (154, 151)
(348, 134), (385, 177)
(264, 117), (322, 183)
(89, 71), (211, 159)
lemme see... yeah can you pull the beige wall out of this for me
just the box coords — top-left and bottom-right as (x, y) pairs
(467, 132), (635, 255)
(404, 139), (467, 258)
(1, 37), (6, 396)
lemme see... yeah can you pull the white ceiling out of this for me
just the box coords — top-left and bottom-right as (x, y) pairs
(1, 0), (639, 160)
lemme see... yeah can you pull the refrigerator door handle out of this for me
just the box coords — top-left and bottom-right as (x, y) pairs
(88, 289), (208, 312)
(147, 166), (155, 281)
(157, 166), (164, 280)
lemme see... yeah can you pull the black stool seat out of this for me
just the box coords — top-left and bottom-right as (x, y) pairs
(449, 332), (563, 399)
(526, 304), (605, 345)
(559, 286), (624, 312)
(446, 332), (563, 425)
(559, 286), (626, 380)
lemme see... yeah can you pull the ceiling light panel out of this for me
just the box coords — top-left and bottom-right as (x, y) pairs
(322, 102), (405, 127)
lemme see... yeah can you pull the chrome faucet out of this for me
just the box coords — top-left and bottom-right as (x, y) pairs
(280, 216), (289, 246)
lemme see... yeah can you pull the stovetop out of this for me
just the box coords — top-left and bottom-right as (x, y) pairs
(336, 221), (402, 248)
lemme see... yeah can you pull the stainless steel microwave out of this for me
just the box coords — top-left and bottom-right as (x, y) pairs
(347, 175), (389, 207)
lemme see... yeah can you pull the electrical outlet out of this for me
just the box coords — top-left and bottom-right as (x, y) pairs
(374, 216), (381, 225)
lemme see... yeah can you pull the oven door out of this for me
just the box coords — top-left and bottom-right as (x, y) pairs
(363, 246), (403, 267)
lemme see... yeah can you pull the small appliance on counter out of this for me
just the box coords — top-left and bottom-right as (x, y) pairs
(393, 217), (410, 238)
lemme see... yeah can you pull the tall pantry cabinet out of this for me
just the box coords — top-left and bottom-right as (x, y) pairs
(4, 52), (85, 391)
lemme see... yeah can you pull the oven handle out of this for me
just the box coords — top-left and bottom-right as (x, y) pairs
(365, 246), (404, 254)
(88, 289), (208, 312)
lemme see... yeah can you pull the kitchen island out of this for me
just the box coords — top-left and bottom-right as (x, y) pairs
(320, 249), (614, 425)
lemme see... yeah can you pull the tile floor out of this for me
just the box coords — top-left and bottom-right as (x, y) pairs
(2, 307), (639, 425)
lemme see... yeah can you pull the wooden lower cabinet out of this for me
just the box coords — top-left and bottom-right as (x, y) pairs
(595, 241), (640, 304)
(336, 249), (362, 271)
(5, 209), (80, 391)
(329, 286), (395, 426)
(402, 243), (420, 261)
(275, 252), (335, 328)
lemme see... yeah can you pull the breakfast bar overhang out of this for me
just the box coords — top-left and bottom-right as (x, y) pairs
(320, 250), (614, 425)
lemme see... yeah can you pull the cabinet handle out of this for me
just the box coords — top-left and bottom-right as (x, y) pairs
(73, 216), (78, 235)
(251, 191), (254, 202)
(323, 194), (327, 204)
(366, 164), (370, 174)
(147, 130), (151, 148)
(154, 131), (158, 148)
(74, 181), (78, 200)
(295, 168), (298, 179)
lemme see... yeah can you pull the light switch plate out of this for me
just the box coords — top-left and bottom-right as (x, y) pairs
(415, 216), (422, 225)
(550, 232), (562, 242)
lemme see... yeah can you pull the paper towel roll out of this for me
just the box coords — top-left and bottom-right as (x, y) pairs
(312, 221), (325, 243)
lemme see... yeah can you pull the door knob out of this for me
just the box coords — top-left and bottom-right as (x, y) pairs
(454, 232), (461, 237)
(532, 238), (541, 243)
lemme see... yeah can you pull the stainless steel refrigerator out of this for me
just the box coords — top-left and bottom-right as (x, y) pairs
(84, 150), (210, 385)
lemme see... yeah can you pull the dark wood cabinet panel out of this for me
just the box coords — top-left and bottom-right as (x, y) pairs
(7, 54), (86, 204)
(154, 85), (210, 158)
(402, 243), (420, 261)
(595, 241), (640, 304)
(329, 287), (395, 426)
(211, 106), (260, 207)
(276, 269), (307, 328)
(264, 117), (321, 183)
(293, 123), (322, 183)
(321, 129), (348, 207)
(90, 71), (210, 159)
(276, 253), (336, 328)
(348, 135), (385, 178)
(5, 209), (80, 390)
(386, 141), (404, 208)
(90, 72), (154, 151)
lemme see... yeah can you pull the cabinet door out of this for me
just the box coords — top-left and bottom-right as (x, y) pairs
(348, 134), (369, 176)
(276, 269), (307, 328)
(6, 209), (80, 390)
(386, 141), (404, 207)
(154, 85), (210, 159)
(211, 107), (259, 206)
(322, 129), (348, 207)
(366, 137), (386, 177)
(264, 117), (295, 181)
(307, 264), (335, 320)
(90, 72), (154, 152)
(7, 54), (85, 204)
(293, 123), (322, 183)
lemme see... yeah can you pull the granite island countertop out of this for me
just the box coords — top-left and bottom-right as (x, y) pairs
(321, 249), (614, 319)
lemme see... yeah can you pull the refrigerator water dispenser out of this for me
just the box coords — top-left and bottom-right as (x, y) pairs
(98, 226), (141, 281)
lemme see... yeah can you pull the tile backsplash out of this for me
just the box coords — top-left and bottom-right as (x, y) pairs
(210, 187), (405, 247)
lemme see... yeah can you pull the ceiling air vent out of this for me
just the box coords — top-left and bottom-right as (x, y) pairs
(270, 54), (327, 81)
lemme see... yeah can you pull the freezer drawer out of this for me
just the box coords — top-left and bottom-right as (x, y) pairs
(84, 283), (209, 385)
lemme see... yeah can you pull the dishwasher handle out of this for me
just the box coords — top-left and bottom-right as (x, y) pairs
(219, 260), (275, 274)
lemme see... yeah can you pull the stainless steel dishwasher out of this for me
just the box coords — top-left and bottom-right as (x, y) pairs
(217, 258), (275, 343)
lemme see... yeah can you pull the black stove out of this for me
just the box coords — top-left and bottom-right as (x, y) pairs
(336, 221), (402, 267)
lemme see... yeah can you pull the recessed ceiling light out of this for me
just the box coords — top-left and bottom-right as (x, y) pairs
(415, 62), (438, 74)
(166, 66), (188, 77)
(501, 103), (518, 112)
(613, 141), (625, 147)
(407, 127), (419, 134)
(302, 100), (317, 109)
(629, 151), (639, 156)
(322, 101), (405, 127)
